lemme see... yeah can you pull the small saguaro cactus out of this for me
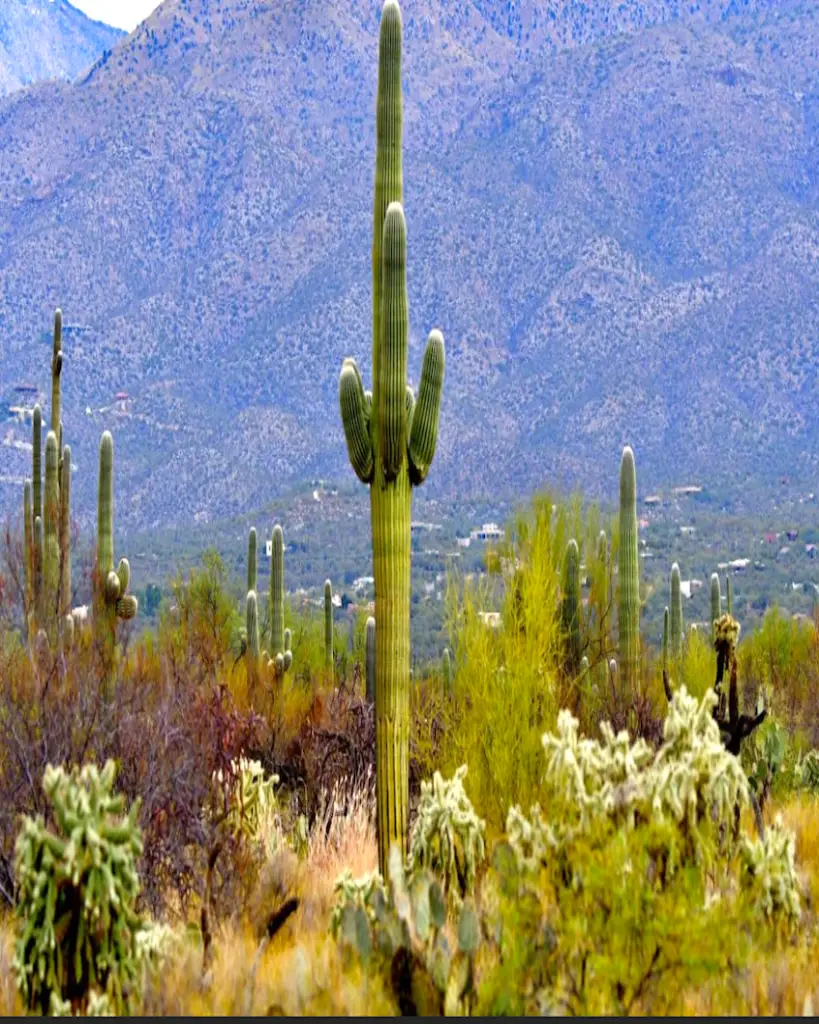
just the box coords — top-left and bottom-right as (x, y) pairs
(324, 579), (333, 672)
(246, 590), (260, 692)
(662, 606), (672, 701)
(726, 574), (733, 617)
(50, 308), (63, 439)
(32, 405), (42, 535)
(670, 561), (683, 662)
(561, 538), (582, 675)
(93, 432), (138, 679)
(366, 616), (376, 702)
(59, 445), (71, 623)
(710, 572), (721, 638)
(618, 446), (640, 698)
(247, 527), (257, 594)
(338, 0), (446, 876)
(23, 480), (33, 613)
(442, 646), (452, 696)
(264, 524), (292, 680)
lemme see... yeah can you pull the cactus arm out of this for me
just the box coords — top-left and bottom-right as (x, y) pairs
(32, 405), (42, 528)
(97, 432), (114, 579)
(339, 360), (374, 483)
(408, 330), (445, 485)
(617, 446), (640, 697)
(378, 203), (409, 482)
(59, 446), (71, 617)
(405, 384), (415, 442)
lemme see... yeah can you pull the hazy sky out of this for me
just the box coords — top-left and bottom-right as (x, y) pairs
(71, 0), (163, 32)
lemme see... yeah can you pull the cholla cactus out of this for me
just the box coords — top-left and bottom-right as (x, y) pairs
(408, 765), (486, 901)
(508, 686), (751, 872)
(795, 749), (819, 794)
(739, 818), (801, 929)
(212, 757), (280, 848)
(330, 869), (386, 937)
(13, 761), (144, 1015)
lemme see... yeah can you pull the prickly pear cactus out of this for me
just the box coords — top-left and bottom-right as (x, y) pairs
(408, 765), (486, 902)
(332, 845), (480, 1015)
(13, 761), (144, 1015)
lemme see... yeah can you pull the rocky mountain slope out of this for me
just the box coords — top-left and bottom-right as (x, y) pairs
(0, 0), (817, 531)
(0, 0), (123, 96)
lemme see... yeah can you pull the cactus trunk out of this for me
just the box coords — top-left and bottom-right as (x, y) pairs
(246, 590), (259, 693)
(247, 527), (257, 594)
(23, 481), (33, 617)
(617, 446), (640, 699)
(726, 574), (733, 617)
(43, 431), (60, 644)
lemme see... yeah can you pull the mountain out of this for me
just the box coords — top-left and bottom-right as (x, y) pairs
(0, 0), (817, 534)
(0, 0), (124, 97)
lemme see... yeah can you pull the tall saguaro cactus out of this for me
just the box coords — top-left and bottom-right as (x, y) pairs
(93, 432), (138, 682)
(43, 432), (60, 643)
(59, 445), (71, 620)
(270, 525), (284, 658)
(246, 590), (260, 692)
(670, 562), (683, 662)
(23, 481), (33, 616)
(324, 579), (333, 672)
(725, 574), (733, 618)
(338, 0), (445, 876)
(618, 446), (640, 698)
(561, 538), (582, 674)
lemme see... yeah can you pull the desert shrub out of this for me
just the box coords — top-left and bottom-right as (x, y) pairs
(476, 688), (804, 1014)
(13, 762), (144, 1015)
(795, 749), (819, 795)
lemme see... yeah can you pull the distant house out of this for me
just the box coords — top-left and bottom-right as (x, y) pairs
(672, 485), (703, 496)
(764, 532), (778, 544)
(787, 530), (799, 542)
(644, 495), (662, 506)
(680, 526), (696, 536)
(806, 544), (817, 558)
(470, 523), (505, 543)
(479, 611), (502, 629)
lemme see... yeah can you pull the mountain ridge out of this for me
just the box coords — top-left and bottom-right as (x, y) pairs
(0, 0), (817, 531)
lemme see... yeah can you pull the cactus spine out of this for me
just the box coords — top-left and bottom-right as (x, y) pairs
(366, 616), (376, 702)
(561, 538), (582, 674)
(618, 446), (640, 698)
(338, 0), (445, 875)
(710, 572), (721, 638)
(670, 562), (683, 662)
(324, 579), (333, 672)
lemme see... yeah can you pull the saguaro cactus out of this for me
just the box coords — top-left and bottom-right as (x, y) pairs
(710, 573), (721, 638)
(670, 562), (683, 662)
(324, 579), (333, 672)
(50, 309), (63, 438)
(246, 590), (260, 692)
(93, 432), (137, 679)
(726, 574), (733, 617)
(32, 406), (42, 533)
(618, 446), (640, 698)
(366, 616), (376, 702)
(43, 432), (60, 642)
(442, 646), (452, 696)
(23, 481), (33, 615)
(338, 0), (445, 876)
(561, 538), (582, 674)
(59, 445), (71, 621)
(270, 525), (284, 658)
(247, 527), (257, 594)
